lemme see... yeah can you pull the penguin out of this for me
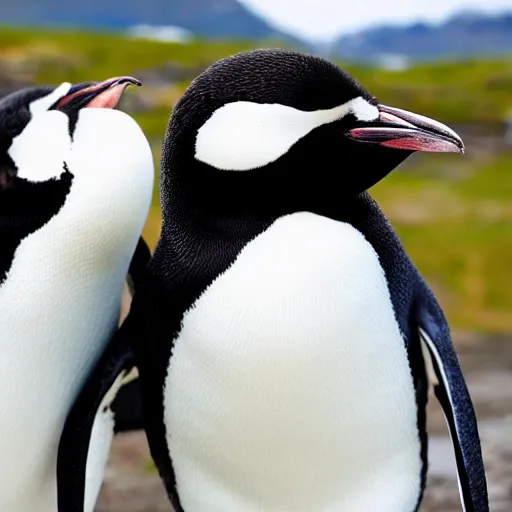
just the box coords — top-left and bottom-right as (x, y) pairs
(57, 49), (489, 512)
(0, 85), (150, 436)
(0, 77), (154, 511)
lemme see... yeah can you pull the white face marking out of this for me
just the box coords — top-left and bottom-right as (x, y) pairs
(7, 83), (74, 183)
(195, 96), (379, 171)
(9, 110), (72, 182)
(164, 212), (421, 511)
(29, 82), (72, 116)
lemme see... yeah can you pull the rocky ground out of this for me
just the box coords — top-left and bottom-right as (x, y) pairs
(96, 331), (512, 512)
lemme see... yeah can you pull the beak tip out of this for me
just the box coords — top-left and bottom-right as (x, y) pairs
(369, 104), (467, 156)
(51, 76), (143, 112)
(113, 76), (142, 88)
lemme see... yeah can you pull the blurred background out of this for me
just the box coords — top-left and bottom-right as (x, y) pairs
(1, 0), (512, 510)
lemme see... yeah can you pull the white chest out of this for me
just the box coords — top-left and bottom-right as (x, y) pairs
(164, 212), (422, 512)
(0, 229), (127, 511)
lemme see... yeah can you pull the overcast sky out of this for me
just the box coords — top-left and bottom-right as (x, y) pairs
(240, 0), (512, 41)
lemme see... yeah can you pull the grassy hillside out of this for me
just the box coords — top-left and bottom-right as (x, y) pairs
(373, 152), (512, 332)
(0, 26), (256, 79)
(1, 27), (511, 332)
(2, 27), (512, 123)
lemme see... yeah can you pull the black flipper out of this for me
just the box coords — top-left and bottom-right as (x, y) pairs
(109, 236), (151, 433)
(415, 281), (489, 512)
(126, 236), (152, 294)
(57, 321), (137, 512)
(56, 236), (151, 511)
(112, 376), (144, 432)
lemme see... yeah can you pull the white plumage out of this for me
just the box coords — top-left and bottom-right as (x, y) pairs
(165, 212), (422, 512)
(0, 107), (153, 512)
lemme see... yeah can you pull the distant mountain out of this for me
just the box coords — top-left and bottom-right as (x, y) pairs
(332, 10), (512, 62)
(0, 0), (298, 42)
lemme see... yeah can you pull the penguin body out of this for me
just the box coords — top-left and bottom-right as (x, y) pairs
(0, 81), (153, 511)
(164, 210), (423, 512)
(59, 50), (488, 512)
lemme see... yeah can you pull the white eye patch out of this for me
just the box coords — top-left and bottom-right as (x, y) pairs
(9, 110), (72, 182)
(195, 96), (379, 171)
(29, 82), (72, 116)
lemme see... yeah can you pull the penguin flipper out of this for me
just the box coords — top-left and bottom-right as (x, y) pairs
(57, 237), (150, 511)
(109, 235), (151, 434)
(111, 374), (144, 432)
(416, 283), (489, 511)
(126, 236), (152, 294)
(57, 322), (137, 512)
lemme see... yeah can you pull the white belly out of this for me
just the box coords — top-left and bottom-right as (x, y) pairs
(0, 237), (125, 512)
(165, 212), (422, 512)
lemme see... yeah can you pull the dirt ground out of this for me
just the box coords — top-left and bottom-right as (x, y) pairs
(96, 332), (512, 512)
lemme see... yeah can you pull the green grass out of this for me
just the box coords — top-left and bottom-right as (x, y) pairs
(0, 26), (255, 84)
(372, 152), (512, 333)
(1, 26), (511, 333)
(1, 26), (512, 124)
(342, 59), (512, 124)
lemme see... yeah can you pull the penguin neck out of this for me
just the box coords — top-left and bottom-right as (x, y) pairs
(156, 161), (383, 292)
(0, 171), (72, 286)
(161, 161), (376, 243)
(162, 166), (277, 246)
(162, 159), (352, 232)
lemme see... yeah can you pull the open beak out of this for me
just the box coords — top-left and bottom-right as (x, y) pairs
(348, 104), (464, 154)
(50, 76), (141, 112)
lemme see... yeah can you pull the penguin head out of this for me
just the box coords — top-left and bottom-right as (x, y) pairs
(162, 48), (463, 216)
(0, 78), (153, 249)
(0, 84), (58, 189)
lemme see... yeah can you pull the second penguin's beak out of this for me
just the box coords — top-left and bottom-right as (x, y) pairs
(347, 104), (465, 154)
(50, 76), (141, 111)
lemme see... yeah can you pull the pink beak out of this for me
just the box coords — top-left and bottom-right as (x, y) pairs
(51, 76), (141, 111)
(348, 104), (464, 154)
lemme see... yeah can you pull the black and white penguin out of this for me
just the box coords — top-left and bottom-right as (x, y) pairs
(59, 49), (488, 512)
(0, 78), (154, 511)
